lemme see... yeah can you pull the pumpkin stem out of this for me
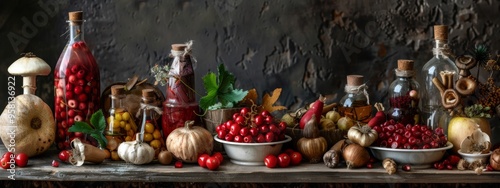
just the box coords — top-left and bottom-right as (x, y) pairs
(31, 117), (42, 129)
(22, 52), (36, 58)
(184, 120), (195, 130)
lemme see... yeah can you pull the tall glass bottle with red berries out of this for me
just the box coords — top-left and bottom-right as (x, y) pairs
(387, 60), (420, 125)
(138, 89), (165, 158)
(54, 11), (100, 150)
(162, 42), (199, 138)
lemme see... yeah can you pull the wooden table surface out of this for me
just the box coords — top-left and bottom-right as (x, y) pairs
(1, 146), (499, 183)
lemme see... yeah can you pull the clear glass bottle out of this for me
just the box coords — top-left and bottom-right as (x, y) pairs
(54, 11), (100, 150)
(388, 60), (420, 125)
(338, 75), (372, 123)
(162, 42), (199, 138)
(420, 25), (458, 130)
(139, 89), (165, 158)
(105, 85), (138, 160)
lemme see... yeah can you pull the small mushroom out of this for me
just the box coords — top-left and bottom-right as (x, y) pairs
(459, 128), (491, 154)
(455, 55), (477, 78)
(8, 53), (51, 95)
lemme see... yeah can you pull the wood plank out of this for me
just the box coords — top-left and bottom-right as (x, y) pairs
(1, 145), (499, 183)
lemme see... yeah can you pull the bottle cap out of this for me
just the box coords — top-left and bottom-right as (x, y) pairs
(68, 11), (83, 22)
(142, 89), (156, 98)
(171, 44), (187, 51)
(346, 75), (364, 86)
(434, 25), (448, 41)
(111, 85), (125, 96)
(397, 59), (414, 71)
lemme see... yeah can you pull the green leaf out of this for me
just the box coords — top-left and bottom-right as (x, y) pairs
(202, 72), (218, 93)
(199, 64), (247, 111)
(200, 90), (218, 111)
(90, 109), (106, 132)
(90, 133), (108, 149)
(68, 121), (94, 134)
(218, 89), (248, 107)
(216, 64), (235, 94)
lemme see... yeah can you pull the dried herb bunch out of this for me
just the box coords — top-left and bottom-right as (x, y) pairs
(472, 45), (500, 114)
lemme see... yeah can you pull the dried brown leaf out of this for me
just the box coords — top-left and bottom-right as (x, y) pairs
(260, 88), (287, 113)
(240, 88), (258, 107)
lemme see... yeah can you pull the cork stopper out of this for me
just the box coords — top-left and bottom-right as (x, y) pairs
(346, 75), (364, 86)
(142, 89), (156, 98)
(68, 11), (83, 23)
(434, 25), (448, 41)
(111, 85), (125, 96)
(171, 44), (187, 51)
(397, 60), (414, 71)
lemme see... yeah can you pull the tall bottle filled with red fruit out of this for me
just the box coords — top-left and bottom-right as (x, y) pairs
(162, 42), (199, 138)
(54, 11), (100, 150)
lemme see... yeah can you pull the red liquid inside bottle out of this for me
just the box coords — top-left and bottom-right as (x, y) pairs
(54, 11), (100, 150)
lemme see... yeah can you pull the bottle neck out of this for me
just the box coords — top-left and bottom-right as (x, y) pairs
(68, 21), (84, 43)
(433, 40), (447, 58)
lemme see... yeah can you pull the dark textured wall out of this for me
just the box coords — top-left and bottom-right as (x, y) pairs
(1, 0), (499, 141)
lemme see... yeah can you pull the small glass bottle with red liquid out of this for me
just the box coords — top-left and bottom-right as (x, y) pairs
(138, 89), (165, 158)
(387, 60), (420, 125)
(338, 75), (372, 123)
(54, 11), (100, 150)
(162, 42), (199, 138)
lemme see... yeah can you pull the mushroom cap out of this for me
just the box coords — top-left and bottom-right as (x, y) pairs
(8, 53), (51, 76)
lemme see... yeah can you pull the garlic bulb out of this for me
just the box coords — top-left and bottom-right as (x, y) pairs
(117, 134), (155, 165)
(459, 128), (491, 154)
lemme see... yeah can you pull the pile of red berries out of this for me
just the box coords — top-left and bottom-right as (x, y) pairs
(372, 119), (448, 149)
(216, 108), (287, 143)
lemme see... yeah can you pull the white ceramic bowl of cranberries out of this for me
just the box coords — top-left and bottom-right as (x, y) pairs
(369, 120), (453, 168)
(214, 135), (291, 165)
(370, 142), (453, 168)
(212, 108), (292, 165)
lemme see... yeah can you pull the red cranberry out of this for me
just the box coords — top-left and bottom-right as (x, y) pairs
(77, 94), (87, 102)
(68, 75), (77, 84)
(77, 79), (85, 86)
(256, 134), (266, 143)
(78, 102), (87, 111)
(76, 70), (86, 79)
(71, 65), (81, 73)
(233, 135), (243, 142)
(68, 109), (76, 117)
(243, 135), (253, 143)
(74, 86), (83, 95)
(265, 132), (275, 142)
(67, 119), (75, 127)
(66, 91), (74, 100)
(74, 115), (83, 122)
(84, 85), (91, 93)
(85, 75), (92, 82)
(224, 133), (234, 141)
(67, 100), (77, 108)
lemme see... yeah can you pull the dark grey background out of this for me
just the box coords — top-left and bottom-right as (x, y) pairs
(1, 0), (499, 143)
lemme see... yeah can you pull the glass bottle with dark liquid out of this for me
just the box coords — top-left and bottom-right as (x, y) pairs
(338, 75), (372, 123)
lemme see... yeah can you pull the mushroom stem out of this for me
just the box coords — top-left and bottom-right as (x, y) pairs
(22, 76), (37, 94)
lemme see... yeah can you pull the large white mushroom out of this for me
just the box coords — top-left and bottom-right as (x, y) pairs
(8, 52), (51, 95)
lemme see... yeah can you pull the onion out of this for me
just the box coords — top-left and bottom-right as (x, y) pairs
(490, 148), (500, 171)
(342, 143), (370, 169)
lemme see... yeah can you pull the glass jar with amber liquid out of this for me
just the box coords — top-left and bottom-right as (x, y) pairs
(338, 75), (372, 123)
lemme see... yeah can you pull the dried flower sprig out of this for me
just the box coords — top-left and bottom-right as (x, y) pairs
(150, 64), (170, 86)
